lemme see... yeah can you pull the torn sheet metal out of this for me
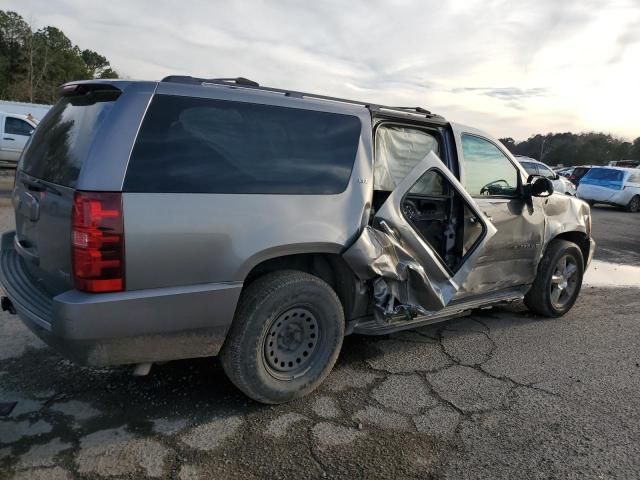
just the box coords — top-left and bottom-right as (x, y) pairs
(343, 226), (455, 319)
(343, 151), (498, 322)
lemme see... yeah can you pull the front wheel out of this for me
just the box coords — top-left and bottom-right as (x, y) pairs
(525, 240), (584, 317)
(220, 270), (344, 404)
(627, 195), (640, 213)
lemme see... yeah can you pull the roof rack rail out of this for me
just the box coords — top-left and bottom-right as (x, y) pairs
(385, 106), (432, 115)
(161, 76), (259, 87)
(160, 75), (443, 120)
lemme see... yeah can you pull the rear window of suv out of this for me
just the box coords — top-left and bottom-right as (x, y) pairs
(19, 91), (118, 187)
(124, 95), (362, 194)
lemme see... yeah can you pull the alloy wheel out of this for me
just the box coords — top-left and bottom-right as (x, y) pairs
(549, 255), (579, 309)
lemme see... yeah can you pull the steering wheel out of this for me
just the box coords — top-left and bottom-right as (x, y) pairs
(480, 179), (509, 196)
(402, 199), (419, 219)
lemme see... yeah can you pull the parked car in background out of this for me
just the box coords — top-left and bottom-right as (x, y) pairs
(577, 167), (640, 212)
(556, 166), (575, 178)
(516, 157), (576, 195)
(568, 166), (593, 186)
(0, 112), (38, 166)
(0, 77), (595, 404)
(609, 160), (640, 168)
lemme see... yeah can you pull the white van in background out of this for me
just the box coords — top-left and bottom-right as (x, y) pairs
(0, 112), (38, 166)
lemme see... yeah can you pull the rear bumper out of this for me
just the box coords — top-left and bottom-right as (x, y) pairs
(0, 231), (242, 366)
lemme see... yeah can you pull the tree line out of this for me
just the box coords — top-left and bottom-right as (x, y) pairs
(501, 133), (640, 167)
(0, 10), (118, 105)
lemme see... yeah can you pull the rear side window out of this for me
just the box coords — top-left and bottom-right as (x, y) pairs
(19, 92), (118, 187)
(124, 95), (362, 194)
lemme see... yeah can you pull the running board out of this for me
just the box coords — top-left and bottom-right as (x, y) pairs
(350, 287), (527, 335)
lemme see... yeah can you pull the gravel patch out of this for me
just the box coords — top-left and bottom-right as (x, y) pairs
(75, 426), (169, 477)
(11, 466), (73, 480)
(322, 366), (381, 392)
(264, 413), (308, 438)
(372, 375), (438, 414)
(366, 338), (451, 373)
(16, 437), (72, 470)
(311, 422), (365, 449)
(50, 400), (101, 422)
(0, 419), (52, 444)
(181, 416), (243, 451)
(311, 396), (340, 418)
(352, 406), (412, 431)
(426, 365), (511, 413)
(151, 417), (189, 435)
(413, 406), (461, 437)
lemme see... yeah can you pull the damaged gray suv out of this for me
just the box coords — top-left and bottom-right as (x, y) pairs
(1, 76), (595, 404)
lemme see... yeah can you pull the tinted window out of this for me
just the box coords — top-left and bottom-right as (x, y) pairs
(124, 95), (362, 194)
(20, 93), (118, 187)
(461, 135), (519, 196)
(5, 117), (34, 136)
(628, 172), (640, 184)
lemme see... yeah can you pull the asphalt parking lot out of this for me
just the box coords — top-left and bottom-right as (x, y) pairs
(0, 171), (639, 480)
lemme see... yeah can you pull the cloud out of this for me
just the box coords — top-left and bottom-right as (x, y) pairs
(609, 16), (640, 64)
(451, 87), (548, 100)
(4, 0), (639, 140)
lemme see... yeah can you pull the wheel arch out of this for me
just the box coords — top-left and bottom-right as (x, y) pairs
(241, 250), (366, 322)
(545, 230), (591, 265)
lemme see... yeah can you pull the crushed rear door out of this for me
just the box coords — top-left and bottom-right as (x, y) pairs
(344, 151), (497, 319)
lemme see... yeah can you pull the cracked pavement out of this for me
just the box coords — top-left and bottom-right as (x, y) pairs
(1, 185), (640, 479)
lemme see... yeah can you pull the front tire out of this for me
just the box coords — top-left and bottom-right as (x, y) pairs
(627, 195), (640, 213)
(220, 270), (344, 404)
(525, 240), (584, 317)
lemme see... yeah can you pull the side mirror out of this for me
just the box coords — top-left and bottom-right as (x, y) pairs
(528, 176), (554, 197)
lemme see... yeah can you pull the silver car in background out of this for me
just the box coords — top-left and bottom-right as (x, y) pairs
(516, 156), (577, 195)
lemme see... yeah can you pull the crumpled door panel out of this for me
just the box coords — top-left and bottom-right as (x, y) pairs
(343, 226), (454, 317)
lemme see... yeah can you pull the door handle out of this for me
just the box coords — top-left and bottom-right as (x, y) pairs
(3, 137), (15, 141)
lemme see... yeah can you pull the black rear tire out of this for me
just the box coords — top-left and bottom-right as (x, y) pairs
(525, 240), (584, 318)
(220, 270), (344, 404)
(627, 195), (640, 213)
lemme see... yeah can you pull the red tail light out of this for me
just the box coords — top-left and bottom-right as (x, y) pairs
(72, 192), (125, 293)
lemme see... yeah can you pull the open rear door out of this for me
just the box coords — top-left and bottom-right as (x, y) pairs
(344, 151), (496, 318)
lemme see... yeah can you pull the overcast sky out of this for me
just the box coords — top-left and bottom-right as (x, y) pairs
(7, 0), (640, 140)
